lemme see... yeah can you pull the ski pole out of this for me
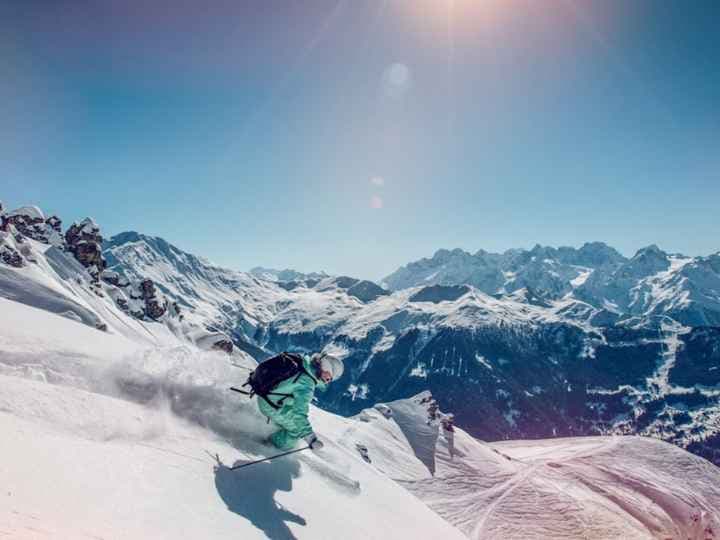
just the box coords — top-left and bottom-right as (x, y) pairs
(230, 446), (311, 470)
(230, 362), (253, 372)
(229, 386), (251, 396)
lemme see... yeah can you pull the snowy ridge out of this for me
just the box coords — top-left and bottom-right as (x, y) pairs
(104, 232), (284, 330)
(0, 237), (181, 347)
(0, 207), (238, 353)
(383, 243), (625, 296)
(248, 266), (330, 283)
(330, 392), (720, 538)
(383, 243), (720, 327)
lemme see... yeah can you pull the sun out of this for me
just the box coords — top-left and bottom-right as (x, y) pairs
(408, 0), (510, 33)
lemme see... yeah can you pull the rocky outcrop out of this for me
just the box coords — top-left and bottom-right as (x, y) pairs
(46, 215), (62, 232)
(212, 338), (233, 354)
(140, 279), (167, 320)
(65, 218), (105, 280)
(0, 242), (24, 268)
(188, 328), (234, 355)
(103, 276), (176, 322)
(5, 206), (44, 229)
(2, 206), (64, 247)
(0, 203), (21, 267)
(0, 207), (26, 268)
(100, 270), (130, 287)
(101, 270), (121, 286)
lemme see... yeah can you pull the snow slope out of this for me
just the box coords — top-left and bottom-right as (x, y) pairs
(330, 394), (720, 539)
(0, 236), (183, 347)
(2, 298), (720, 539)
(0, 298), (465, 540)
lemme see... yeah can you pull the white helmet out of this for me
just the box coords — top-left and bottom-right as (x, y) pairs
(313, 353), (344, 381)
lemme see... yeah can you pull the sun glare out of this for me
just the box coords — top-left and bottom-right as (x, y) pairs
(409, 0), (510, 34)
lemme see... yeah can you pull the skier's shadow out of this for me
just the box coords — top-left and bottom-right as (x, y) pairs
(214, 457), (306, 540)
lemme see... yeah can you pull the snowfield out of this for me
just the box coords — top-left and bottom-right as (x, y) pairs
(339, 395), (720, 539)
(0, 298), (464, 540)
(1, 297), (720, 539)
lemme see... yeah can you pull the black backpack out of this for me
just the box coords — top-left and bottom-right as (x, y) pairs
(235, 352), (314, 410)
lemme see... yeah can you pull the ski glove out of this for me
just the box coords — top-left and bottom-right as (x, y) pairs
(304, 433), (324, 451)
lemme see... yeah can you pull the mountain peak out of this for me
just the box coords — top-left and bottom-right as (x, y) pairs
(432, 248), (471, 261)
(574, 242), (627, 267)
(106, 230), (148, 247)
(636, 243), (663, 254)
(7, 205), (46, 221)
(632, 244), (669, 260)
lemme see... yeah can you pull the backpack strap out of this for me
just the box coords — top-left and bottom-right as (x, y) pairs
(293, 357), (319, 385)
(229, 386), (287, 411)
(259, 394), (284, 410)
(266, 391), (294, 407)
(265, 366), (316, 410)
(242, 379), (253, 393)
(230, 381), (289, 409)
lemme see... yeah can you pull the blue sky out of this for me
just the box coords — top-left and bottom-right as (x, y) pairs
(2, 0), (718, 280)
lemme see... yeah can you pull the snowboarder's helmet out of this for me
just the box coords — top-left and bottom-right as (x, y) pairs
(313, 353), (344, 381)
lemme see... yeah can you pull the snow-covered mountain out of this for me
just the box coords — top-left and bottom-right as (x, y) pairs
(2, 297), (718, 539)
(382, 243), (626, 294)
(249, 266), (330, 283)
(103, 231), (284, 338)
(0, 204), (232, 352)
(382, 243), (720, 327)
(2, 201), (719, 471)
(102, 231), (390, 356)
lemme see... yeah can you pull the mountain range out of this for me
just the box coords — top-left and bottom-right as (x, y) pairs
(2, 201), (719, 468)
(382, 243), (720, 327)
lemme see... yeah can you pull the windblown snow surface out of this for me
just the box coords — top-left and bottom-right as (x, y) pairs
(1, 297), (719, 539)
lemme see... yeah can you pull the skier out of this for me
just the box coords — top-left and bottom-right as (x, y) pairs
(249, 352), (344, 452)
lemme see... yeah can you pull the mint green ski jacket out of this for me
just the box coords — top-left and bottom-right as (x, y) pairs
(257, 355), (326, 450)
